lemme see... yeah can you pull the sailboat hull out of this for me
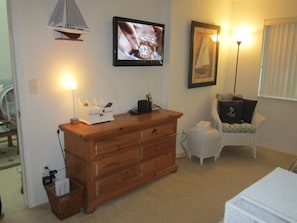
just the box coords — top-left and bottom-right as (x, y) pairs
(47, 25), (89, 35)
(57, 31), (81, 40)
(48, 25), (88, 40)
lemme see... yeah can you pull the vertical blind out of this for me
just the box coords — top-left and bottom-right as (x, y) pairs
(258, 18), (297, 101)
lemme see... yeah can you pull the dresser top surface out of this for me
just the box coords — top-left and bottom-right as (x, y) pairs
(59, 109), (182, 139)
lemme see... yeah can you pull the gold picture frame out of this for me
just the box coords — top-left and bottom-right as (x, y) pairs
(188, 21), (220, 88)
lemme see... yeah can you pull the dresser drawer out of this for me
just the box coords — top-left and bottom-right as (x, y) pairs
(93, 148), (140, 177)
(141, 152), (175, 176)
(142, 137), (175, 160)
(95, 166), (140, 197)
(93, 132), (140, 157)
(142, 123), (176, 142)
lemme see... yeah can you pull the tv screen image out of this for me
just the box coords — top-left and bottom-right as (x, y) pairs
(113, 16), (165, 66)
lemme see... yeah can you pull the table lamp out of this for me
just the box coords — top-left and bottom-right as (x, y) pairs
(69, 80), (79, 124)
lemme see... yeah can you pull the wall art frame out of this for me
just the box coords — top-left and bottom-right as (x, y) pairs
(188, 21), (220, 88)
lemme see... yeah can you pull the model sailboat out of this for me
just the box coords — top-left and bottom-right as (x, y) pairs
(48, 0), (89, 41)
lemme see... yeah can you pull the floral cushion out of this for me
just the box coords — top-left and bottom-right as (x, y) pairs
(222, 122), (256, 133)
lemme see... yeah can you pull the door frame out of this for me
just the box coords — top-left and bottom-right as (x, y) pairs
(6, 0), (29, 207)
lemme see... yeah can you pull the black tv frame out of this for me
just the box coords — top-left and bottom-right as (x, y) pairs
(113, 16), (165, 66)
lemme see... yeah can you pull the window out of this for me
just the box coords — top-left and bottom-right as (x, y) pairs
(258, 17), (297, 101)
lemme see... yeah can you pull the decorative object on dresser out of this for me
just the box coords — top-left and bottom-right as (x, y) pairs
(78, 99), (114, 125)
(59, 109), (182, 213)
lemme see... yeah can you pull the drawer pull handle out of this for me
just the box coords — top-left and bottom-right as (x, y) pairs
(95, 163), (99, 177)
(95, 182), (99, 197)
(94, 145), (98, 156)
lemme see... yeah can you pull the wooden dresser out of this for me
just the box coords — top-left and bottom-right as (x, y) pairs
(59, 109), (182, 213)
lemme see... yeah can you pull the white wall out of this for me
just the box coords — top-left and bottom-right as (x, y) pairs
(230, 0), (297, 155)
(168, 0), (232, 154)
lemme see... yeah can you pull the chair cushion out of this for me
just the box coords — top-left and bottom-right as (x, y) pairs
(218, 101), (244, 124)
(222, 122), (256, 133)
(233, 96), (257, 123)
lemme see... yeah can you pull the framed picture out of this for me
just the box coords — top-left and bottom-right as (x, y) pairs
(188, 21), (220, 88)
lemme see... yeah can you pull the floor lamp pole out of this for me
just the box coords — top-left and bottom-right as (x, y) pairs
(234, 41), (242, 94)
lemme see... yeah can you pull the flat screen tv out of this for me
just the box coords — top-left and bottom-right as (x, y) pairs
(113, 16), (165, 66)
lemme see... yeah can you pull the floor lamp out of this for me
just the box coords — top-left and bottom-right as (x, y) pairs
(233, 41), (242, 94)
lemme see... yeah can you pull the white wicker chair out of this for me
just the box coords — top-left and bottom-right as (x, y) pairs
(211, 94), (266, 159)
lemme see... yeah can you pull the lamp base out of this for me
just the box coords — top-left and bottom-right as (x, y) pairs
(70, 117), (79, 124)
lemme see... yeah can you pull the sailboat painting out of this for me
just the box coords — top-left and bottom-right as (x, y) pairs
(188, 21), (220, 88)
(194, 36), (212, 77)
(48, 0), (89, 41)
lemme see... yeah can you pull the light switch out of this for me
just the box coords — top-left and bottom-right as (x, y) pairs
(28, 79), (39, 94)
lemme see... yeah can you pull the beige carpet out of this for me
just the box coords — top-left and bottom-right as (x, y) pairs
(0, 146), (296, 223)
(0, 138), (19, 170)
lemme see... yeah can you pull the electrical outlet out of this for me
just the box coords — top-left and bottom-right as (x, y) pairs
(181, 130), (187, 137)
(180, 130), (187, 152)
(28, 79), (39, 94)
(42, 165), (50, 177)
(42, 165), (52, 185)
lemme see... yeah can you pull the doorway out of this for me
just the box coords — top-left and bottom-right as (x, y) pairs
(0, 0), (25, 213)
